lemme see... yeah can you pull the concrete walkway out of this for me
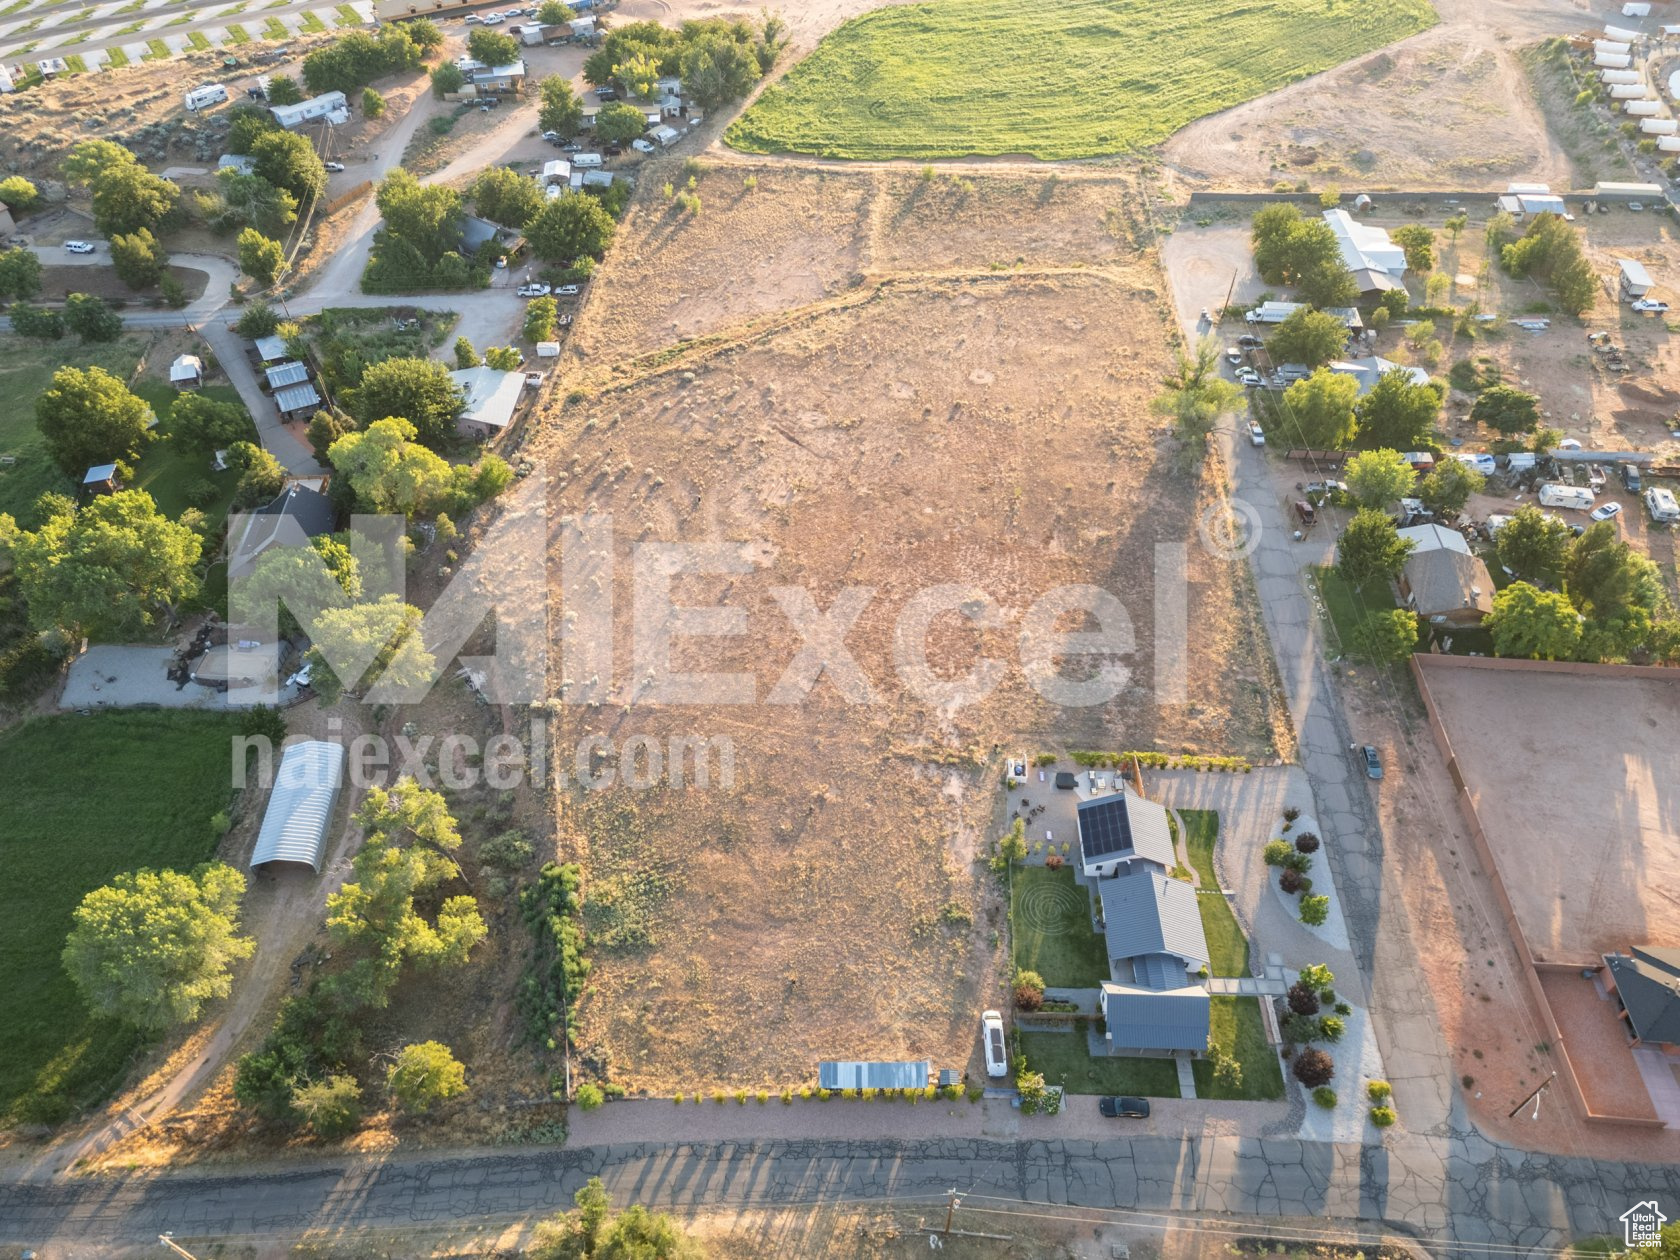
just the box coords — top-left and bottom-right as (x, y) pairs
(1632, 1048), (1680, 1129)
(1206, 975), (1287, 997)
(1175, 1056), (1198, 1100)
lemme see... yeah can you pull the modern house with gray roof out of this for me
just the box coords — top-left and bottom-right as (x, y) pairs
(1077, 788), (1175, 878)
(1099, 983), (1212, 1056)
(1095, 864), (1212, 1056)
(1604, 946), (1680, 1050)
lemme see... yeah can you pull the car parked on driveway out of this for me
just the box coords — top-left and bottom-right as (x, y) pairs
(556, 284), (580, 296)
(64, 240), (95, 254)
(1590, 501), (1623, 522)
(1632, 299), (1670, 314)
(1359, 745), (1383, 780)
(981, 1010), (1007, 1078)
(1099, 1096), (1150, 1119)
(517, 282), (551, 298)
(1248, 421), (1266, 447)
(1237, 333), (1263, 348)
(1225, 346), (1244, 365)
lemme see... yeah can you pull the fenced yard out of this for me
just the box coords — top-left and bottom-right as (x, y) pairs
(1010, 865), (1107, 989)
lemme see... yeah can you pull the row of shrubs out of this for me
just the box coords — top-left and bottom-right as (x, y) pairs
(516, 863), (589, 1051)
(670, 1084), (983, 1105)
(1265, 806), (1329, 927)
(1310, 1080), (1396, 1128)
(1065, 750), (1252, 772)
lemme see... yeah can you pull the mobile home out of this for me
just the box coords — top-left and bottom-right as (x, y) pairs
(1538, 484), (1596, 511)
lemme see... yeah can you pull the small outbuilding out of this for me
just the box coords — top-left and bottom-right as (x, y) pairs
(265, 360), (312, 391)
(449, 365), (525, 439)
(250, 739), (347, 873)
(817, 1060), (932, 1091)
(1618, 257), (1654, 298)
(274, 382), (323, 422)
(170, 354), (204, 389)
(81, 463), (119, 496)
(253, 334), (290, 365)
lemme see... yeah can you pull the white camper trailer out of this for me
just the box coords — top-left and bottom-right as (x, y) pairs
(1539, 484), (1596, 511)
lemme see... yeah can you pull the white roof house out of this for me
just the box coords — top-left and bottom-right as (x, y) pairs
(1618, 258), (1654, 294)
(449, 366), (524, 439)
(250, 740), (346, 872)
(541, 158), (571, 184)
(270, 90), (349, 129)
(1497, 193), (1568, 217)
(1327, 356), (1431, 395)
(170, 354), (204, 386)
(1595, 53), (1633, 69)
(1398, 522), (1472, 556)
(1323, 208), (1407, 278)
(1641, 118), (1679, 135)
(1625, 101), (1661, 116)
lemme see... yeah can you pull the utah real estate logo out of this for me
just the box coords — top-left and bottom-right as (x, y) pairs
(1622, 1200), (1666, 1248)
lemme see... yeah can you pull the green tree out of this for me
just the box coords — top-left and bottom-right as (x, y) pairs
(1390, 224), (1435, 272)
(467, 27), (520, 66)
(1496, 505), (1571, 585)
(529, 1177), (704, 1260)
(1566, 520), (1664, 623)
(1344, 448), (1416, 509)
(679, 34), (761, 112)
(226, 104), (283, 155)
(1280, 369), (1359, 449)
(537, 73), (584, 137)
(453, 336), (481, 369)
(267, 73), (304, 106)
(596, 100), (649, 145)
(1500, 213), (1596, 315)
(36, 364), (153, 475)
(0, 174), (39, 211)
(1152, 336), (1241, 451)
(238, 227), (287, 287)
(1207, 1042), (1243, 1092)
(483, 345), (522, 370)
(537, 0), (569, 23)
(233, 299), (282, 338)
(1266, 307), (1348, 369)
(527, 190), (618, 263)
(110, 226), (168, 289)
(328, 416), (455, 514)
(374, 168), (465, 264)
(344, 358), (464, 449)
(617, 50), (661, 99)
(0, 245), (43, 299)
(1444, 212), (1468, 240)
(430, 60), (465, 96)
(1250, 204), (1355, 305)
(172, 393), (253, 450)
(9, 299), (64, 339)
(997, 816), (1028, 864)
(63, 292), (124, 343)
(1352, 608), (1419, 665)
(1417, 459), (1483, 515)
(306, 409), (357, 461)
(294, 1073), (362, 1138)
(61, 864), (252, 1030)
(1488, 581), (1582, 660)
(61, 138), (135, 187)
(1470, 385), (1540, 437)
(523, 295), (558, 342)
(387, 1040), (467, 1112)
(91, 163), (179, 237)
(227, 440), (286, 508)
(1335, 508), (1414, 590)
(305, 597), (436, 705)
(472, 165), (545, 229)
(362, 86), (386, 118)
(1353, 369), (1441, 450)
(252, 129), (327, 206)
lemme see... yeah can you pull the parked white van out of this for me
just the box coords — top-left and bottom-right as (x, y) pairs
(571, 152), (603, 168)
(184, 83), (229, 111)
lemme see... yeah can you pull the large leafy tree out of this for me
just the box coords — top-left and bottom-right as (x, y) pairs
(1353, 369), (1441, 451)
(1343, 448), (1416, 510)
(61, 864), (253, 1030)
(1496, 505), (1572, 585)
(1335, 508), (1414, 590)
(596, 100), (649, 145)
(679, 32), (760, 111)
(305, 596), (436, 706)
(110, 227), (167, 290)
(343, 361), (464, 451)
(1267, 307), (1347, 369)
(212, 169), (300, 236)
(1152, 336), (1241, 452)
(9, 490), (201, 637)
(467, 27), (519, 66)
(63, 293), (123, 344)
(171, 393), (255, 450)
(1417, 459), (1483, 515)
(1488, 581), (1582, 660)
(1353, 608), (1420, 665)
(36, 364), (154, 475)
(1500, 213), (1597, 316)
(1390, 224), (1435, 272)
(238, 227), (287, 287)
(1566, 520), (1665, 623)
(472, 166), (544, 230)
(1250, 204), (1355, 306)
(375, 169), (466, 264)
(1470, 385), (1540, 438)
(251, 129), (327, 206)
(91, 163), (180, 237)
(0, 245), (43, 300)
(1279, 369), (1358, 449)
(526, 190), (617, 264)
(537, 74), (583, 137)
(387, 1041), (468, 1112)
(61, 139), (135, 188)
(529, 1177), (704, 1260)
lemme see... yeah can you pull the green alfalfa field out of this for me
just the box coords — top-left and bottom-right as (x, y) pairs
(727, 0), (1436, 160)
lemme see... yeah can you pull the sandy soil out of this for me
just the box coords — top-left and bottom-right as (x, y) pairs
(1540, 968), (1660, 1122)
(1163, 0), (1591, 194)
(524, 167), (1279, 1090)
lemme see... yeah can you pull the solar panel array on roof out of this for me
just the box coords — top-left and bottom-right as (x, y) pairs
(1078, 793), (1135, 859)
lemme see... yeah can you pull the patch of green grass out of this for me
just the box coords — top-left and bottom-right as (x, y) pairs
(1178, 809), (1247, 977)
(334, 3), (360, 26)
(1312, 563), (1404, 655)
(13, 14), (41, 33)
(224, 22), (251, 43)
(104, 46), (130, 68)
(0, 711), (243, 1125)
(727, 0), (1437, 160)
(130, 383), (250, 548)
(1567, 1238), (1621, 1260)
(219, 0), (250, 14)
(1191, 997), (1285, 1100)
(186, 30), (210, 49)
(261, 16), (286, 39)
(62, 31), (90, 46)
(63, 53), (87, 72)
(298, 11), (326, 31)
(1010, 864), (1109, 989)
(142, 37), (170, 59)
(165, 13), (191, 25)
(0, 338), (148, 523)
(0, 0), (32, 15)
(113, 21), (145, 37)
(1020, 1031), (1181, 1097)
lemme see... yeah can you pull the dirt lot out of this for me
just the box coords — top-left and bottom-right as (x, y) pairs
(531, 169), (1278, 1092)
(1540, 968), (1660, 1122)
(1162, 0), (1589, 193)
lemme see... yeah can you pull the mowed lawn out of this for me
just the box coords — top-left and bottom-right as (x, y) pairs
(1191, 996), (1285, 1100)
(0, 337), (149, 522)
(0, 711), (241, 1124)
(727, 0), (1436, 159)
(1019, 1031), (1181, 1098)
(1011, 864), (1109, 988)
(1178, 809), (1247, 977)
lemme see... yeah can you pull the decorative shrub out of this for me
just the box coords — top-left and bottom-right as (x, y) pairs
(1318, 1015), (1345, 1042)
(1283, 806), (1301, 824)
(1294, 832), (1320, 854)
(756, 1089), (769, 1104)
(1262, 839), (1293, 866)
(575, 1083), (603, 1110)
(1293, 1048), (1335, 1088)
(673, 1093), (684, 1104)
(1287, 982), (1321, 1016)
(1300, 895), (1330, 926)
(1367, 1080), (1392, 1103)
(1334, 1001), (1351, 1016)
(1370, 1106), (1397, 1128)
(1312, 1086), (1337, 1109)
(1280, 868), (1304, 895)
(1045, 853), (1064, 870)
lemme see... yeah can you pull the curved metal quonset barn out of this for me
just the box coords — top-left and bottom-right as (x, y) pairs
(250, 740), (346, 873)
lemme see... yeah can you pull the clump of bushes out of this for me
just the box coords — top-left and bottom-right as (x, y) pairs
(1293, 1048), (1335, 1088)
(1312, 1086), (1337, 1109)
(1294, 832), (1320, 854)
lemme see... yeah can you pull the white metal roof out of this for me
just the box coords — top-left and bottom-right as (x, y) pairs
(274, 382), (323, 413)
(1618, 257), (1655, 287)
(250, 740), (345, 871)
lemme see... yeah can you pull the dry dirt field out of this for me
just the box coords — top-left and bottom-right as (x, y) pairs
(1420, 659), (1680, 962)
(1162, 0), (1588, 194)
(532, 170), (1280, 1092)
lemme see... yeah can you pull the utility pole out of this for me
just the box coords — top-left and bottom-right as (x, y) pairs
(1508, 1071), (1557, 1120)
(942, 1188), (961, 1236)
(159, 1235), (200, 1260)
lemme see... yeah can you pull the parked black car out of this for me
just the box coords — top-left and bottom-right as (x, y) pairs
(1099, 1096), (1150, 1119)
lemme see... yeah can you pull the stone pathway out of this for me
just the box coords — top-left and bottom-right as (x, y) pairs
(1175, 1056), (1198, 1100)
(1206, 976), (1287, 997)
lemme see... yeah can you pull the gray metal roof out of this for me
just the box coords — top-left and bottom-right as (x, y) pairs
(265, 361), (311, 389)
(273, 382), (322, 414)
(1100, 983), (1210, 1052)
(818, 1060), (930, 1091)
(250, 740), (345, 872)
(1078, 790), (1174, 869)
(254, 334), (289, 362)
(1607, 948), (1680, 1045)
(1099, 867), (1209, 971)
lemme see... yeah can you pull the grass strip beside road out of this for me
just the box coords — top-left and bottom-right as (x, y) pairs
(1178, 809), (1249, 977)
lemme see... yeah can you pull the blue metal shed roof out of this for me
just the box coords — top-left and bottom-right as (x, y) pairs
(1099, 866), (1209, 972)
(818, 1060), (931, 1091)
